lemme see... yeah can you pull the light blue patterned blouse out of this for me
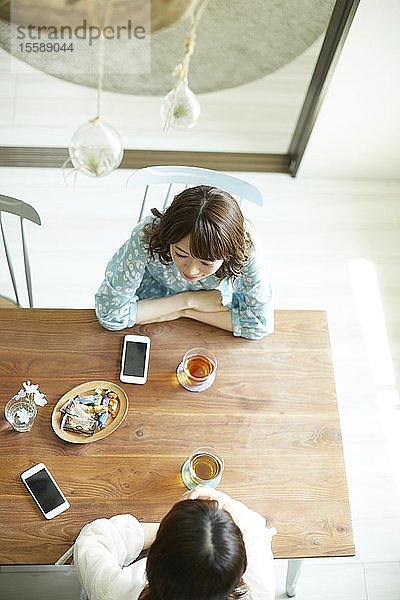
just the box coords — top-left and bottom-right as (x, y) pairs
(95, 215), (274, 339)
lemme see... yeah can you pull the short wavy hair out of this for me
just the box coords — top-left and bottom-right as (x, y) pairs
(138, 499), (248, 600)
(142, 185), (252, 280)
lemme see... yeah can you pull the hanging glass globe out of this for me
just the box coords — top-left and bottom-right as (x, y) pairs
(68, 120), (124, 177)
(161, 80), (201, 131)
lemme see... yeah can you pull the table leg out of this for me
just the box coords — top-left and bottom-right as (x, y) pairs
(285, 559), (303, 597)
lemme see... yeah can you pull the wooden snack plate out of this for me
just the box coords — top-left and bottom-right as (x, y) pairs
(51, 380), (129, 444)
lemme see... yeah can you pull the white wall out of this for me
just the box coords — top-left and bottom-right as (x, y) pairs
(299, 0), (400, 179)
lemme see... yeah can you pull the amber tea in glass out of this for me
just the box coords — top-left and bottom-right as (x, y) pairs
(181, 447), (224, 489)
(177, 347), (217, 392)
(192, 452), (220, 480)
(184, 355), (213, 380)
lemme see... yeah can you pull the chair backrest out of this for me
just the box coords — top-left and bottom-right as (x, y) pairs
(0, 194), (41, 307)
(126, 166), (264, 222)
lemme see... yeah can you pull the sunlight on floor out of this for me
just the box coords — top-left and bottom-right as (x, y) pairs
(348, 258), (395, 387)
(377, 389), (400, 492)
(349, 257), (399, 495)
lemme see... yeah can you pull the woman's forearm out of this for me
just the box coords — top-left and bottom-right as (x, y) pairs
(183, 308), (233, 332)
(141, 523), (160, 549)
(135, 290), (229, 326)
(136, 293), (191, 324)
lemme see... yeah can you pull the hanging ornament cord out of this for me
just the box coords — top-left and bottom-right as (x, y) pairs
(163, 0), (209, 133)
(89, 33), (104, 124)
(90, 0), (114, 124)
(62, 0), (113, 180)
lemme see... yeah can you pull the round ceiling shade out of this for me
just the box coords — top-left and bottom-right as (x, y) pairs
(0, 0), (196, 33)
(0, 0), (335, 95)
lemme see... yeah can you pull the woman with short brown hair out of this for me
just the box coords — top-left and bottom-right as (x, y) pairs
(95, 185), (273, 339)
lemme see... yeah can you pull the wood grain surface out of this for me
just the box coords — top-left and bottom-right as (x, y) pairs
(0, 308), (354, 563)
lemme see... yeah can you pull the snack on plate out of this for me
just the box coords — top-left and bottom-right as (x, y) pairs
(60, 388), (120, 436)
(61, 413), (97, 435)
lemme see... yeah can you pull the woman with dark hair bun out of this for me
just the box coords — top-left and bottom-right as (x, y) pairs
(140, 499), (247, 600)
(95, 185), (273, 339)
(74, 486), (276, 600)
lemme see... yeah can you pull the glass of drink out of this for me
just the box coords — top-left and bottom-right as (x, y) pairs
(176, 347), (217, 392)
(181, 447), (224, 489)
(5, 397), (37, 432)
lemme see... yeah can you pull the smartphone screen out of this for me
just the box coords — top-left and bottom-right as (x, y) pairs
(122, 340), (147, 377)
(24, 467), (66, 514)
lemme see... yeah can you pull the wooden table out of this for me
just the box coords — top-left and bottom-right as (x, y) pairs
(0, 309), (354, 592)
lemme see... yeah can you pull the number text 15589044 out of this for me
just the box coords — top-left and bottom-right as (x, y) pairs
(18, 42), (74, 53)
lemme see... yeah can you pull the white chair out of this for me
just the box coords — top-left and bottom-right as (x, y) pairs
(0, 194), (41, 307)
(55, 545), (75, 566)
(126, 165), (264, 222)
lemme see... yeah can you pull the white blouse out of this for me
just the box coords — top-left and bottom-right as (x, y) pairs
(74, 499), (276, 600)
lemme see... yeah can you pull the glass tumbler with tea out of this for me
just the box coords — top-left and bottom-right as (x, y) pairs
(176, 347), (217, 392)
(181, 447), (224, 489)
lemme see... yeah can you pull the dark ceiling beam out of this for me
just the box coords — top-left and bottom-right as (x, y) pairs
(0, 147), (290, 173)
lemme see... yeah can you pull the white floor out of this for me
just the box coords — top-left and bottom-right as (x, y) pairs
(1, 168), (400, 598)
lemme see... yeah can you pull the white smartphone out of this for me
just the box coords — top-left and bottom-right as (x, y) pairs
(120, 334), (151, 384)
(21, 463), (70, 520)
